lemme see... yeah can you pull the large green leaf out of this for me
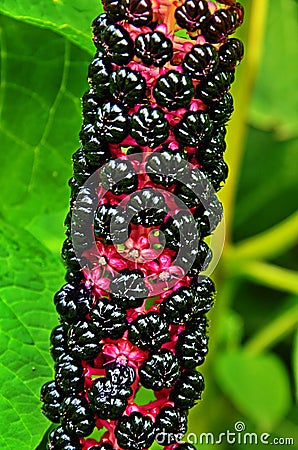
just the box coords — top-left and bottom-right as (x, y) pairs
(0, 0), (102, 54)
(214, 350), (291, 429)
(249, 0), (298, 139)
(0, 15), (91, 254)
(233, 127), (298, 242)
(0, 221), (64, 450)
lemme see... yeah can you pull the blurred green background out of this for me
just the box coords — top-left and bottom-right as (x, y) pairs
(0, 0), (297, 448)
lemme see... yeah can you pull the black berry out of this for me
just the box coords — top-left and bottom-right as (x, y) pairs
(110, 67), (146, 107)
(131, 106), (169, 148)
(128, 312), (170, 350)
(89, 377), (131, 419)
(40, 380), (63, 423)
(153, 71), (194, 111)
(139, 349), (180, 390)
(175, 0), (210, 32)
(90, 298), (128, 340)
(182, 43), (218, 79)
(48, 426), (81, 450)
(174, 111), (213, 147)
(135, 31), (173, 67)
(126, 188), (168, 227)
(110, 269), (149, 309)
(115, 412), (155, 450)
(61, 395), (95, 436)
(170, 370), (205, 409)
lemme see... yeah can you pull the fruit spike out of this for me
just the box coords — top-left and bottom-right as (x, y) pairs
(41, 0), (244, 449)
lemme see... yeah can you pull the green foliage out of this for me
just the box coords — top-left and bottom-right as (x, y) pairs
(0, 222), (63, 449)
(0, 0), (297, 449)
(214, 351), (291, 429)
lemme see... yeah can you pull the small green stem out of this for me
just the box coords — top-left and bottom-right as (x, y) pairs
(245, 304), (298, 355)
(228, 210), (298, 261)
(220, 0), (269, 245)
(228, 260), (298, 296)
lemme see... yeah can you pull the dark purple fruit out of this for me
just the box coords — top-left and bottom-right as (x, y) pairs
(135, 31), (173, 67)
(182, 43), (218, 79)
(131, 106), (169, 148)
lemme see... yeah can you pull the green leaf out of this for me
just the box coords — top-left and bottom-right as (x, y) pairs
(233, 127), (298, 242)
(0, 0), (102, 54)
(0, 221), (64, 450)
(294, 329), (298, 402)
(214, 351), (291, 429)
(249, 0), (298, 139)
(0, 15), (91, 254)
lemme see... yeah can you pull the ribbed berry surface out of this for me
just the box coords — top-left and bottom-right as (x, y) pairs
(41, 0), (244, 448)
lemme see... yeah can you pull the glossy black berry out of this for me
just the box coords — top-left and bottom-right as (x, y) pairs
(194, 196), (223, 237)
(50, 324), (69, 361)
(173, 170), (206, 208)
(181, 240), (213, 276)
(170, 370), (205, 409)
(196, 70), (235, 104)
(201, 8), (238, 43)
(196, 126), (226, 165)
(89, 377), (131, 419)
(191, 275), (216, 314)
(115, 412), (155, 450)
(94, 23), (134, 65)
(80, 122), (111, 158)
(126, 188), (168, 227)
(160, 210), (198, 251)
(110, 67), (146, 107)
(94, 102), (131, 144)
(88, 54), (113, 99)
(128, 312), (170, 350)
(94, 203), (129, 244)
(61, 396), (95, 436)
(104, 0), (153, 27)
(68, 320), (101, 360)
(90, 298), (127, 339)
(48, 426), (81, 450)
(174, 111), (213, 147)
(153, 71), (194, 111)
(176, 328), (208, 368)
(106, 362), (136, 387)
(146, 150), (189, 188)
(61, 239), (81, 273)
(139, 349), (180, 390)
(40, 381), (63, 423)
(186, 313), (208, 334)
(82, 88), (102, 119)
(135, 31), (173, 67)
(161, 282), (214, 324)
(92, 14), (112, 38)
(55, 354), (84, 394)
(207, 92), (234, 125)
(99, 159), (138, 195)
(182, 44), (218, 79)
(131, 106), (169, 148)
(175, 0), (210, 32)
(218, 37), (244, 70)
(54, 283), (92, 322)
(203, 158), (229, 191)
(72, 148), (96, 185)
(155, 406), (188, 444)
(110, 269), (149, 309)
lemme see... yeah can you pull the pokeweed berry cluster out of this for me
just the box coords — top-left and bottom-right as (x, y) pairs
(40, 0), (244, 449)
